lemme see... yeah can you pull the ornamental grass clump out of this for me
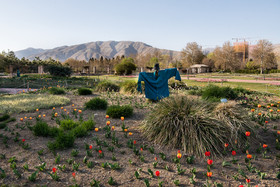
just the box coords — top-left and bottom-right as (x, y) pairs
(78, 88), (92, 95)
(141, 96), (256, 157)
(95, 80), (120, 92)
(120, 80), (138, 94)
(213, 101), (256, 148)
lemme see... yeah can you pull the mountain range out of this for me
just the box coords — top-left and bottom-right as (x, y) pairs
(15, 41), (181, 62)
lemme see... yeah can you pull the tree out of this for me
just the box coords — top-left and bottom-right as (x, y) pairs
(181, 42), (204, 68)
(212, 42), (241, 71)
(115, 57), (136, 75)
(251, 40), (277, 73)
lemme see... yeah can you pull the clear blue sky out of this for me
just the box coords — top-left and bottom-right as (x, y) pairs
(0, 0), (279, 52)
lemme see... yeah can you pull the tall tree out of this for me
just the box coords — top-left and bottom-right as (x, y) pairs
(212, 42), (241, 71)
(251, 40), (277, 73)
(181, 42), (204, 68)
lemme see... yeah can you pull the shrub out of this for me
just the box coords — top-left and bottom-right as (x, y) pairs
(120, 80), (138, 94)
(60, 119), (79, 131)
(48, 132), (75, 151)
(106, 105), (133, 118)
(115, 57), (137, 75)
(201, 85), (238, 100)
(85, 98), (108, 110)
(49, 87), (65, 95)
(95, 81), (120, 92)
(78, 88), (92, 95)
(45, 65), (72, 77)
(80, 118), (96, 130)
(71, 125), (88, 138)
(48, 127), (63, 138)
(141, 96), (255, 157)
(168, 79), (188, 90)
(33, 121), (50, 137)
(0, 114), (10, 122)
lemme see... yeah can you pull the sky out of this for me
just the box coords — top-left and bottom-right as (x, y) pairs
(0, 0), (279, 52)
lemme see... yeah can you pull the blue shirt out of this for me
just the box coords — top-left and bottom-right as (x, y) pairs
(137, 68), (181, 100)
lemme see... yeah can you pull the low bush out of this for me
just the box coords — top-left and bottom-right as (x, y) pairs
(141, 96), (255, 157)
(47, 132), (75, 151)
(106, 105), (133, 118)
(201, 85), (238, 101)
(33, 121), (50, 137)
(78, 88), (92, 95)
(60, 119), (79, 131)
(168, 79), (188, 90)
(0, 114), (10, 122)
(80, 118), (96, 130)
(49, 87), (66, 95)
(120, 80), (137, 94)
(71, 125), (87, 138)
(85, 98), (108, 110)
(95, 81), (120, 92)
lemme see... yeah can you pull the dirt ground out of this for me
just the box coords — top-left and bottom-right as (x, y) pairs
(1, 91), (280, 187)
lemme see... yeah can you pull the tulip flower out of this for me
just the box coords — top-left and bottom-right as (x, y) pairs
(98, 150), (102, 154)
(22, 139), (25, 142)
(155, 157), (158, 161)
(89, 145), (93, 149)
(55, 113), (58, 117)
(246, 178), (250, 183)
(224, 143), (229, 148)
(247, 154), (252, 159)
(72, 172), (76, 178)
(53, 107), (55, 110)
(263, 144), (268, 148)
(111, 126), (115, 131)
(95, 128), (99, 132)
(232, 150), (236, 156)
(20, 118), (23, 121)
(78, 110), (82, 113)
(72, 104), (75, 107)
(265, 121), (268, 124)
(257, 104), (261, 108)
(177, 153), (182, 159)
(61, 107), (63, 110)
(129, 132), (133, 136)
(106, 121), (110, 126)
(258, 112), (262, 116)
(207, 159), (213, 165)
(133, 140), (136, 144)
(245, 131), (250, 137)
(29, 117), (32, 120)
(38, 115), (41, 118)
(155, 170), (160, 177)
(140, 148), (143, 152)
(106, 115), (109, 118)
(24, 117), (27, 119)
(43, 114), (46, 117)
(207, 172), (212, 177)
(64, 109), (67, 112)
(121, 116), (124, 121)
(74, 109), (77, 111)
(36, 109), (39, 112)
(277, 131), (280, 135)
(52, 168), (57, 173)
(269, 109), (273, 113)
(124, 129), (128, 132)
(205, 151), (211, 157)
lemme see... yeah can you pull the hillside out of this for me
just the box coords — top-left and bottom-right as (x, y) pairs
(15, 41), (180, 62)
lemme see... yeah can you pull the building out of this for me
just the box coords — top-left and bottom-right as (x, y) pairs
(189, 64), (210, 73)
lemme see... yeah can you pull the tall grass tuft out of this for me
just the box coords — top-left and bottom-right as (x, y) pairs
(141, 96), (256, 157)
(120, 80), (138, 94)
(95, 80), (120, 92)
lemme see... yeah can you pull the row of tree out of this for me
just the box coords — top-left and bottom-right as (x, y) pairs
(0, 39), (278, 76)
(180, 40), (278, 73)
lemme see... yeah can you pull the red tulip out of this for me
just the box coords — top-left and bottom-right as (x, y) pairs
(177, 153), (182, 159)
(246, 178), (250, 183)
(133, 140), (136, 144)
(155, 170), (160, 177)
(205, 151), (210, 157)
(140, 148), (143, 151)
(155, 157), (157, 161)
(265, 121), (268, 124)
(245, 131), (250, 137)
(52, 168), (57, 173)
(89, 145), (93, 149)
(99, 150), (102, 154)
(239, 185), (244, 187)
(22, 139), (25, 142)
(177, 150), (180, 153)
(232, 150), (236, 156)
(72, 172), (76, 178)
(207, 159), (213, 165)
(224, 143), (229, 148)
(263, 144), (268, 148)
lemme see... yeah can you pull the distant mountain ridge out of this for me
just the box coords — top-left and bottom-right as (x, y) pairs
(15, 41), (181, 62)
